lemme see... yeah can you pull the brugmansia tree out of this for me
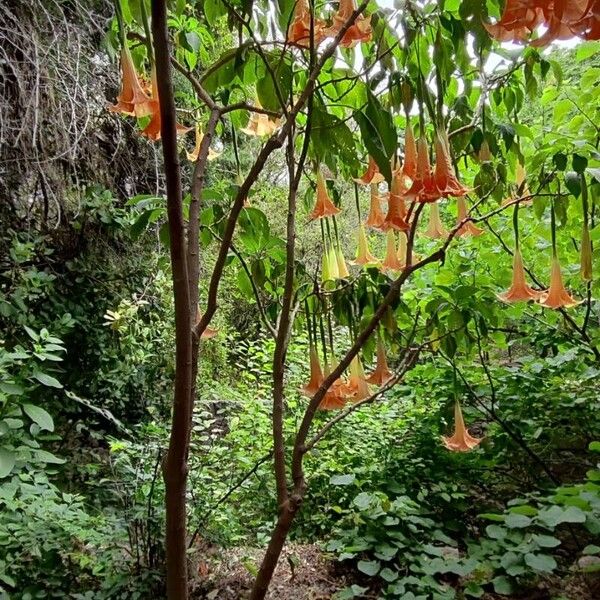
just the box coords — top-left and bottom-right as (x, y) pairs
(107, 0), (600, 598)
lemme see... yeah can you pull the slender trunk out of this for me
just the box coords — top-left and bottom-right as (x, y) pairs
(249, 503), (299, 600)
(151, 2), (193, 598)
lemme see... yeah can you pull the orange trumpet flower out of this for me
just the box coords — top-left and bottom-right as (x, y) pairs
(425, 202), (448, 239)
(497, 248), (542, 303)
(483, 0), (547, 44)
(140, 69), (191, 141)
(287, 0), (326, 47)
(366, 337), (393, 386)
(380, 230), (403, 273)
(405, 135), (441, 203)
(382, 166), (410, 231)
(186, 126), (221, 162)
(342, 357), (371, 402)
(402, 123), (418, 181)
(365, 183), (386, 229)
(442, 400), (482, 452)
(354, 156), (385, 185)
(327, 0), (372, 48)
(109, 46), (153, 118)
(433, 130), (470, 198)
(352, 224), (379, 266)
(318, 362), (348, 410)
(240, 104), (281, 137)
(301, 345), (324, 397)
(309, 171), (341, 221)
(538, 256), (581, 309)
(456, 197), (484, 237)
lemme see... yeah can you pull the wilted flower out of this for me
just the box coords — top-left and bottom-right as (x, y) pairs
(354, 156), (385, 185)
(456, 197), (484, 237)
(366, 336), (393, 386)
(109, 46), (153, 118)
(442, 400), (482, 452)
(425, 202), (448, 239)
(186, 125), (221, 162)
(327, 0), (372, 48)
(352, 224), (379, 266)
(287, 0), (326, 47)
(365, 183), (386, 229)
(309, 170), (341, 220)
(538, 256), (581, 309)
(497, 248), (542, 303)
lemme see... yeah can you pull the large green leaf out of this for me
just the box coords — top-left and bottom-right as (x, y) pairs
(0, 448), (15, 478)
(23, 404), (54, 432)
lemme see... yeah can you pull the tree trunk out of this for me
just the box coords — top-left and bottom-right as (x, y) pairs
(151, 1), (193, 598)
(249, 503), (299, 600)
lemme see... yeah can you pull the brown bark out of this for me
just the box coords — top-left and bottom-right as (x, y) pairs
(151, 2), (193, 599)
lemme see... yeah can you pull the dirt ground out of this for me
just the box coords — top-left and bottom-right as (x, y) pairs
(191, 541), (600, 600)
(192, 542), (350, 599)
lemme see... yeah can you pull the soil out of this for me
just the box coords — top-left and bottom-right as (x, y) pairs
(192, 542), (350, 599)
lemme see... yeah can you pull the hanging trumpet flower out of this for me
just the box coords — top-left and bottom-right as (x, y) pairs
(109, 45), (153, 118)
(335, 243), (350, 279)
(366, 335), (393, 385)
(498, 204), (542, 303)
(442, 400), (483, 452)
(240, 103), (281, 136)
(140, 68), (191, 141)
(380, 230), (403, 273)
(309, 170), (341, 221)
(354, 156), (385, 185)
(456, 197), (484, 237)
(365, 183), (386, 229)
(195, 310), (218, 339)
(539, 201), (580, 309)
(342, 356), (371, 402)
(326, 0), (372, 48)
(318, 361), (348, 410)
(352, 224), (379, 266)
(186, 125), (221, 162)
(382, 160), (409, 231)
(396, 231), (408, 269)
(425, 202), (448, 239)
(402, 122), (418, 181)
(432, 130), (470, 198)
(286, 0), (326, 47)
(301, 344), (325, 397)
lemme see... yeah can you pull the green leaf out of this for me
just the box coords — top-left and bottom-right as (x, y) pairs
(533, 534), (561, 548)
(492, 575), (513, 595)
(256, 57), (292, 112)
(524, 553), (557, 573)
(357, 560), (380, 576)
(35, 449), (66, 465)
(505, 513), (532, 529)
(379, 567), (398, 582)
(583, 544), (600, 555)
(353, 89), (397, 185)
(23, 404), (54, 432)
(0, 448), (15, 478)
(330, 474), (356, 486)
(576, 41), (600, 62)
(353, 492), (373, 510)
(565, 171), (581, 198)
(32, 372), (62, 389)
(590, 441), (600, 452)
(486, 525), (507, 539)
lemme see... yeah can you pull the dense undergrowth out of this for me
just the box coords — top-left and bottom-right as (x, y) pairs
(1, 2), (600, 598)
(1, 178), (599, 599)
